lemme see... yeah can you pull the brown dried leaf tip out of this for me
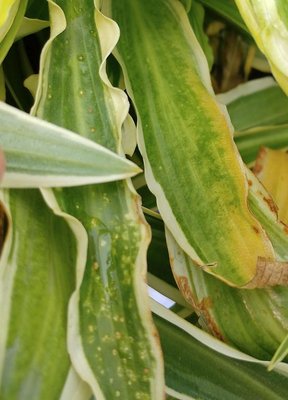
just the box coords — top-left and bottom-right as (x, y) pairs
(245, 257), (288, 288)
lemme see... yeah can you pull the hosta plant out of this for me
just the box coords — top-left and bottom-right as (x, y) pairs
(1, 0), (288, 399)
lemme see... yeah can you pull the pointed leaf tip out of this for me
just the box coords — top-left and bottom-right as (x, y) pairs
(0, 102), (140, 188)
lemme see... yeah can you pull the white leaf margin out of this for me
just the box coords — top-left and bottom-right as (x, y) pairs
(216, 76), (277, 106)
(0, 101), (140, 188)
(151, 299), (288, 377)
(28, 1), (93, 396)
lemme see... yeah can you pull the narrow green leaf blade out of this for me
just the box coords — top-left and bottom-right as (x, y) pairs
(0, 189), (77, 399)
(0, 101), (140, 188)
(198, 0), (249, 34)
(235, 125), (288, 165)
(167, 226), (288, 360)
(165, 167), (288, 360)
(154, 310), (288, 400)
(105, 0), (278, 288)
(145, 196), (288, 361)
(187, 1), (213, 70)
(269, 334), (288, 371)
(32, 1), (164, 398)
(216, 78), (288, 164)
(218, 78), (288, 131)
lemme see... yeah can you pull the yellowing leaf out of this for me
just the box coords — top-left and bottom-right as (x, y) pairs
(235, 0), (288, 94)
(254, 148), (288, 225)
(105, 0), (283, 289)
(0, 0), (19, 40)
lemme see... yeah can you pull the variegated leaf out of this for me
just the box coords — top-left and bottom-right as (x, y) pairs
(235, 125), (288, 165)
(253, 147), (288, 368)
(217, 78), (288, 164)
(31, 0), (164, 398)
(235, 0), (288, 94)
(165, 167), (288, 359)
(0, 101), (140, 188)
(0, 189), (84, 399)
(218, 78), (288, 131)
(104, 0), (286, 288)
(153, 305), (288, 400)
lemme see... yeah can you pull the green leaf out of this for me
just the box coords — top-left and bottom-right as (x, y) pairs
(0, 189), (77, 399)
(166, 226), (288, 360)
(154, 309), (288, 400)
(218, 78), (288, 131)
(216, 78), (288, 164)
(165, 167), (288, 359)
(179, 0), (192, 13)
(235, 125), (288, 165)
(31, 0), (164, 398)
(197, 0), (249, 34)
(16, 17), (49, 40)
(105, 0), (281, 288)
(0, 101), (140, 188)
(0, 0), (28, 64)
(24, 73), (38, 98)
(187, 1), (213, 70)
(121, 113), (137, 156)
(145, 189), (288, 361)
(235, 0), (288, 94)
(152, 299), (288, 372)
(269, 333), (288, 372)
